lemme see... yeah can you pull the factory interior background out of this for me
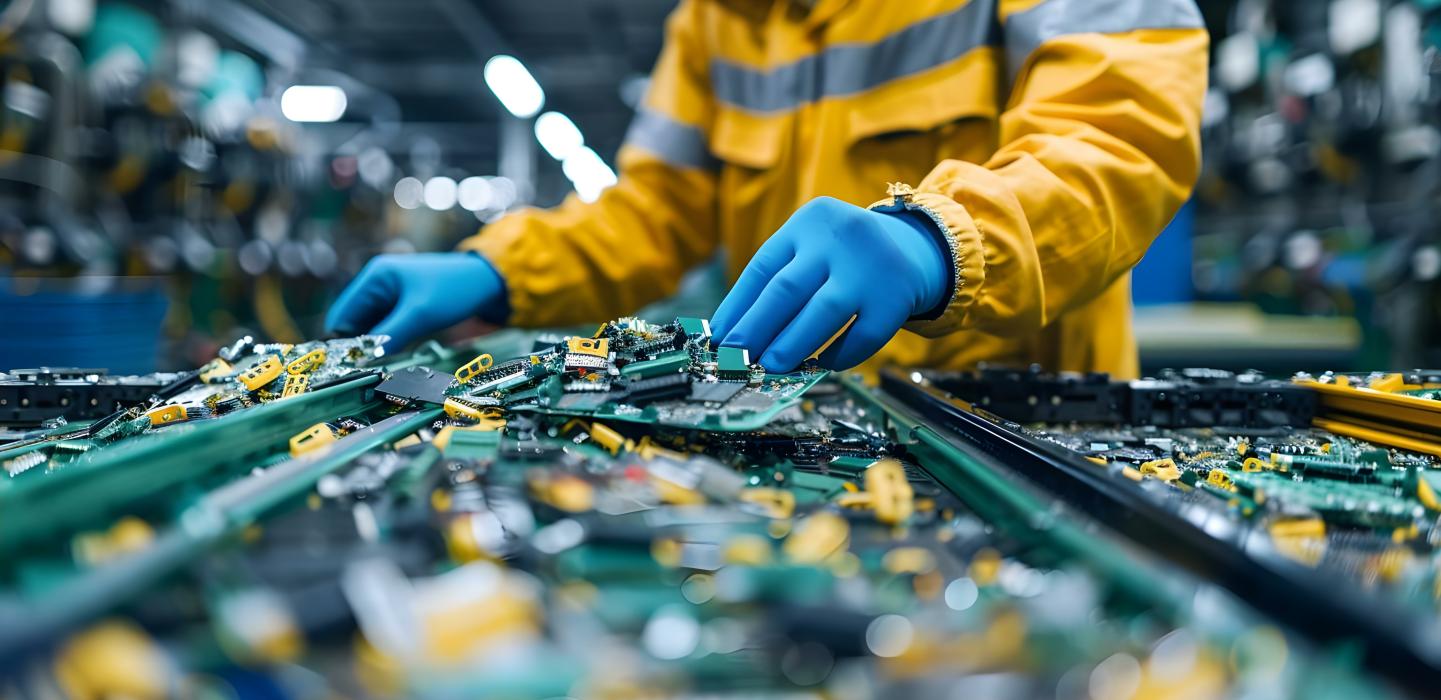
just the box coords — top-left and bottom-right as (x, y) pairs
(0, 0), (1428, 375)
(16, 2), (1441, 700)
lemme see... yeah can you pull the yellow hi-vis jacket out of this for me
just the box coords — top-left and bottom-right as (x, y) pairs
(461, 0), (1208, 378)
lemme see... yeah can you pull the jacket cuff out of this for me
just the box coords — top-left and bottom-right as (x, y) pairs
(457, 221), (535, 324)
(866, 190), (984, 338)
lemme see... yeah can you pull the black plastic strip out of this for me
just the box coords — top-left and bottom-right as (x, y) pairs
(152, 370), (200, 401)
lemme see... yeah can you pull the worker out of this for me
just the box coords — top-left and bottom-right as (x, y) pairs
(328, 0), (1207, 378)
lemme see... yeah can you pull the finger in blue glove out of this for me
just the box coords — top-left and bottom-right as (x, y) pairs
(325, 252), (509, 352)
(710, 196), (949, 372)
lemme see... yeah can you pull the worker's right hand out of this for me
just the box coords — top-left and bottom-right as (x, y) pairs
(325, 252), (508, 352)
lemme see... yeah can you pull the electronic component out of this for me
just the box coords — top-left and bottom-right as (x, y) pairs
(281, 373), (310, 399)
(933, 365), (1317, 427)
(289, 423), (337, 457)
(238, 355), (284, 391)
(375, 367), (455, 406)
(450, 317), (825, 431)
(198, 359), (234, 384)
(145, 405), (187, 427)
(454, 353), (495, 384)
(285, 349), (327, 376)
(715, 346), (751, 379)
(2, 325), (1427, 698)
(565, 336), (609, 357)
(0, 368), (177, 427)
(902, 365), (1441, 643)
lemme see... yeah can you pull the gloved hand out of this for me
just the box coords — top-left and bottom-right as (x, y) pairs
(710, 196), (949, 371)
(325, 252), (509, 352)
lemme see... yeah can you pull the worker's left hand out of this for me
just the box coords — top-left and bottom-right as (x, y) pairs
(325, 252), (507, 352)
(710, 196), (950, 371)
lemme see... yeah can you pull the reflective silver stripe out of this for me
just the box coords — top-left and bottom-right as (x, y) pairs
(623, 108), (719, 171)
(710, 0), (996, 114)
(1005, 0), (1203, 83)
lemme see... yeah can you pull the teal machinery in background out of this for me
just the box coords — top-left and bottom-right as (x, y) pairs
(2, 4), (167, 373)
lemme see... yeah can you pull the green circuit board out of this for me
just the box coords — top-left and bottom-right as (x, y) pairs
(0, 327), (1414, 698)
(445, 316), (828, 431)
(927, 368), (1441, 619)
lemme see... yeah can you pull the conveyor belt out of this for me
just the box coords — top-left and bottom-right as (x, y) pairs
(878, 367), (1441, 696)
(0, 407), (441, 673)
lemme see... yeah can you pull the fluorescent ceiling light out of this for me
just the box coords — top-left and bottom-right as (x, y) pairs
(280, 85), (347, 123)
(393, 177), (423, 210)
(423, 177), (458, 210)
(484, 55), (544, 118)
(534, 111), (584, 161)
(458, 176), (492, 211)
(562, 146), (618, 203)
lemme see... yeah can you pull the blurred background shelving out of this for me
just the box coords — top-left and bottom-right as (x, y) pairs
(0, 0), (1439, 374)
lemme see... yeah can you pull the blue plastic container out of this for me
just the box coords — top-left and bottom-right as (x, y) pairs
(0, 277), (169, 374)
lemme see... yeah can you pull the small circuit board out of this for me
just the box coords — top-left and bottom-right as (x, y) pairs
(189, 335), (387, 412)
(0, 329), (1422, 698)
(422, 317), (827, 431)
(0, 366), (1387, 699)
(0, 336), (387, 477)
(923, 367), (1441, 617)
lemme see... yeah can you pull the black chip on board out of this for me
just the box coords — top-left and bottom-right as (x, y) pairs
(689, 381), (746, 404)
(625, 372), (692, 402)
(375, 367), (454, 406)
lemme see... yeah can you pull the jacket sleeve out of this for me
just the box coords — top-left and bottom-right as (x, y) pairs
(902, 0), (1208, 338)
(457, 0), (718, 328)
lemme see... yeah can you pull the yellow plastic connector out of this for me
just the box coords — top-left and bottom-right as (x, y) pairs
(882, 547), (936, 575)
(1139, 458), (1183, 482)
(783, 512), (850, 564)
(833, 459), (916, 525)
(238, 355), (284, 391)
(72, 516), (156, 566)
(587, 421), (627, 455)
(433, 417), (507, 451)
(1206, 469), (1237, 492)
(198, 358), (233, 383)
(446, 514), (500, 563)
(145, 405), (187, 427)
(443, 397), (504, 423)
(528, 473), (595, 513)
(281, 373), (309, 399)
(739, 488), (796, 519)
(1273, 515), (1325, 564)
(453, 353), (494, 383)
(289, 423), (337, 457)
(566, 337), (609, 357)
(635, 436), (687, 461)
(1418, 476), (1441, 511)
(1367, 373), (1413, 393)
(865, 458), (914, 525)
(53, 621), (170, 700)
(722, 534), (774, 566)
(285, 348), (326, 375)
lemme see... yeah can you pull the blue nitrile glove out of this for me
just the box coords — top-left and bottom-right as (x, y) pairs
(325, 252), (509, 352)
(710, 196), (949, 372)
